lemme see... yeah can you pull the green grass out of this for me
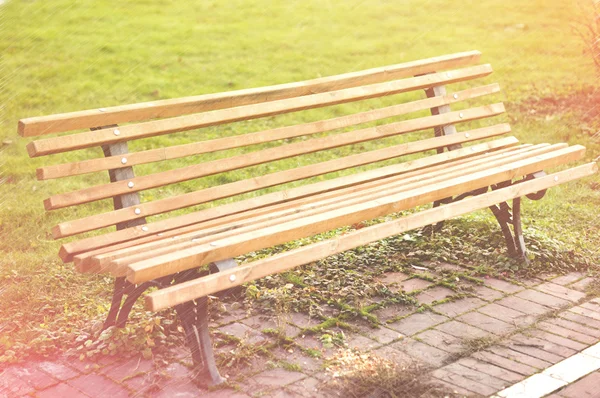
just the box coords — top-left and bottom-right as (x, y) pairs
(1, 0), (600, 362)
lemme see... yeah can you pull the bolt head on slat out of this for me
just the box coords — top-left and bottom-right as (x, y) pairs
(465, 133), (470, 138)
(554, 176), (559, 182)
(459, 112), (464, 119)
(121, 157), (127, 164)
(127, 181), (134, 188)
(446, 72), (452, 78)
(99, 108), (106, 112)
(141, 226), (148, 232)
(229, 274), (236, 282)
(134, 208), (141, 215)
(453, 93), (459, 99)
(113, 129), (120, 136)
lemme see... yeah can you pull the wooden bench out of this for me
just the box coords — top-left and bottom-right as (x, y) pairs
(19, 50), (597, 386)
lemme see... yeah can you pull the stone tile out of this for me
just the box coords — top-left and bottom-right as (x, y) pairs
(435, 320), (490, 340)
(432, 379), (478, 397)
(152, 380), (205, 397)
(242, 314), (300, 338)
(495, 296), (551, 316)
(528, 329), (588, 351)
(449, 357), (525, 384)
(245, 369), (306, 391)
(515, 289), (571, 310)
(487, 346), (552, 370)
(103, 356), (154, 382)
(219, 322), (267, 344)
(555, 371), (600, 398)
(5, 364), (58, 390)
(372, 345), (415, 366)
(582, 343), (600, 360)
(0, 369), (36, 396)
(570, 306), (600, 322)
(386, 311), (448, 336)
(535, 282), (586, 302)
(551, 272), (585, 286)
(370, 303), (414, 322)
(538, 320), (598, 344)
(280, 377), (321, 398)
(569, 277), (594, 292)
(270, 347), (323, 374)
(505, 336), (569, 363)
(68, 374), (129, 398)
(390, 338), (450, 368)
(37, 383), (89, 398)
(399, 278), (433, 293)
(364, 325), (404, 344)
(472, 285), (505, 302)
(432, 367), (497, 396)
(433, 297), (485, 317)
(472, 351), (538, 377)
(37, 361), (80, 381)
(415, 286), (454, 305)
(202, 388), (250, 397)
(544, 353), (600, 384)
(483, 278), (524, 294)
(67, 359), (102, 374)
(581, 301), (600, 313)
(377, 271), (410, 286)
(457, 311), (513, 335)
(561, 311), (600, 330)
(496, 373), (566, 398)
(438, 362), (508, 390)
(414, 329), (464, 353)
(288, 312), (321, 329)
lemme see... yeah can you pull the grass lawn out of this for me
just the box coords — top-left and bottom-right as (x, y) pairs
(1, 0), (599, 363)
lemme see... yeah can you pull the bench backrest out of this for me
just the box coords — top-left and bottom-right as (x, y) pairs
(20, 50), (517, 265)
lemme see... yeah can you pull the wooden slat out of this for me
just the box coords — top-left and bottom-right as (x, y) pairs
(19, 51), (482, 137)
(104, 143), (561, 276)
(60, 136), (518, 262)
(75, 143), (528, 272)
(37, 84), (501, 180)
(27, 64), (493, 157)
(145, 162), (599, 311)
(52, 118), (508, 238)
(126, 145), (586, 284)
(45, 103), (506, 213)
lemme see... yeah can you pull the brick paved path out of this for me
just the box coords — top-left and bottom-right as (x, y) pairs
(1, 270), (597, 398)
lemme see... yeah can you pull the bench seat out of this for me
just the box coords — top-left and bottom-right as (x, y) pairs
(19, 50), (597, 386)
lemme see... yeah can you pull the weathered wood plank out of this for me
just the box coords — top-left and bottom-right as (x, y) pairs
(126, 145), (586, 284)
(19, 51), (481, 137)
(145, 162), (598, 311)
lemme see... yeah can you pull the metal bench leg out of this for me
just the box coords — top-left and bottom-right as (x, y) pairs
(103, 277), (126, 329)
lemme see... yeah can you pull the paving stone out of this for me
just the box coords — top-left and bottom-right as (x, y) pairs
(245, 369), (306, 391)
(457, 311), (513, 335)
(370, 303), (414, 322)
(528, 329), (588, 351)
(505, 336), (568, 363)
(515, 289), (571, 310)
(219, 322), (267, 344)
(68, 374), (129, 398)
(390, 338), (451, 368)
(496, 372), (566, 398)
(544, 352), (600, 384)
(581, 301), (600, 313)
(103, 356), (154, 382)
(399, 278), (433, 293)
(582, 343), (600, 360)
(435, 320), (490, 340)
(483, 278), (524, 294)
(67, 359), (102, 374)
(432, 367), (497, 396)
(554, 371), (600, 398)
(551, 272), (585, 286)
(37, 382), (89, 398)
(371, 345), (415, 366)
(214, 306), (249, 326)
(548, 317), (600, 339)
(438, 362), (508, 390)
(5, 364), (58, 390)
(344, 332), (381, 351)
(243, 314), (301, 338)
(471, 351), (538, 377)
(569, 277), (594, 292)
(37, 361), (80, 381)
(432, 379), (479, 397)
(279, 377), (321, 398)
(386, 311), (448, 336)
(495, 295), (551, 316)
(535, 282), (586, 302)
(570, 306), (600, 323)
(271, 347), (323, 374)
(202, 388), (250, 397)
(415, 286), (454, 305)
(414, 329), (464, 353)
(377, 271), (410, 286)
(512, 332), (578, 358)
(519, 278), (543, 287)
(561, 311), (600, 330)
(152, 380), (205, 398)
(487, 346), (552, 369)
(288, 312), (321, 329)
(433, 297), (485, 317)
(538, 320), (598, 345)
(472, 285), (505, 302)
(0, 370), (36, 396)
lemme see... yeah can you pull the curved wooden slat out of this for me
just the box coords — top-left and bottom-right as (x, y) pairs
(26, 64), (493, 157)
(18, 51), (481, 137)
(126, 145), (587, 284)
(37, 84), (501, 180)
(145, 163), (599, 311)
